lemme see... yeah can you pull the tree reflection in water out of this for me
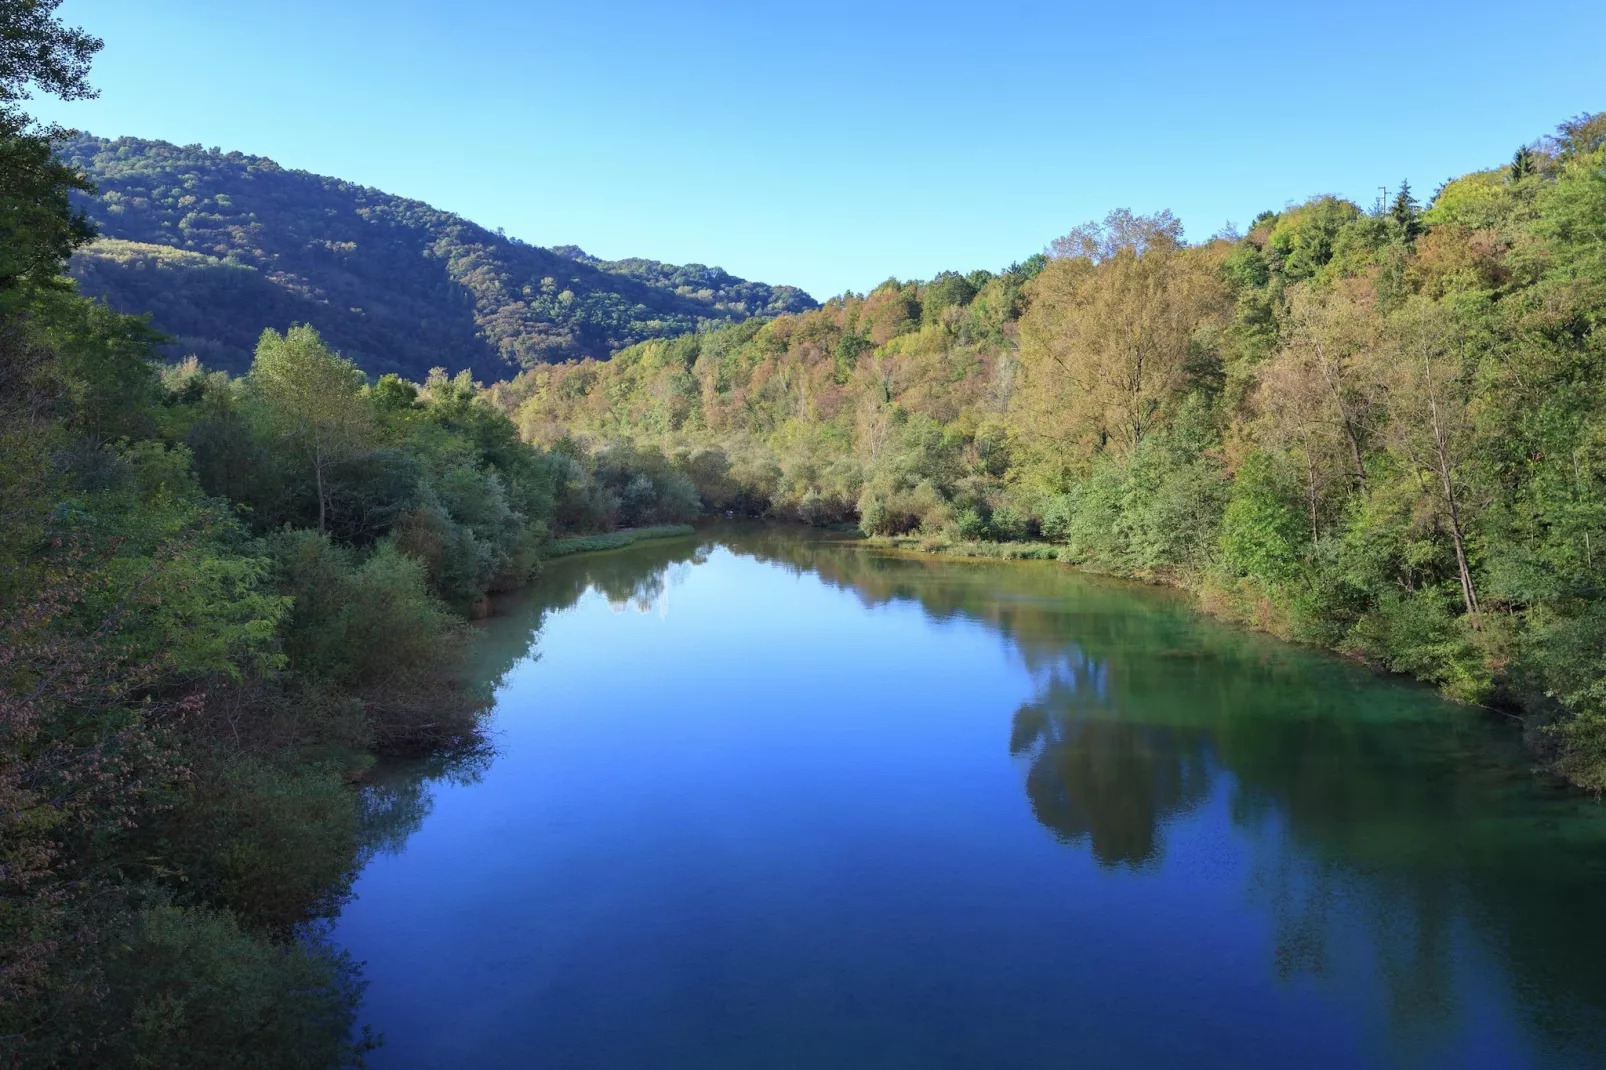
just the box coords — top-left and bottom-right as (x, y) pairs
(355, 528), (1606, 1065)
(1008, 653), (1211, 868)
(355, 534), (710, 863)
(732, 530), (1606, 1064)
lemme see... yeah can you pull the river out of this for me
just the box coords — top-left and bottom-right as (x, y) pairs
(333, 528), (1606, 1068)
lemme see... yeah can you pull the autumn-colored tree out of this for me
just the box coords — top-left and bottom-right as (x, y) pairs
(1255, 279), (1384, 504)
(1016, 210), (1226, 480)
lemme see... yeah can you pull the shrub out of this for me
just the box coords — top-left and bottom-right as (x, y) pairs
(1349, 586), (1492, 702)
(147, 755), (358, 929)
(96, 901), (372, 1069)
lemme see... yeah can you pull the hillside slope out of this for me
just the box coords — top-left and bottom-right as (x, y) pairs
(60, 135), (815, 379)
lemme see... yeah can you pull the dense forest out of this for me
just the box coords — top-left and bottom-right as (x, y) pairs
(495, 116), (1606, 791)
(59, 134), (815, 380)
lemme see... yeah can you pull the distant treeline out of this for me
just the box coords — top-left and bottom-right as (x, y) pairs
(495, 113), (1606, 791)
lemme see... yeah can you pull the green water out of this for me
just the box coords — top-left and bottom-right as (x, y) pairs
(336, 528), (1606, 1068)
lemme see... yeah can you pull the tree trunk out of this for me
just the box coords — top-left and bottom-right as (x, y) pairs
(1318, 359), (1368, 487)
(1305, 451), (1320, 549)
(314, 450), (327, 537)
(1438, 456), (1480, 622)
(1423, 354), (1479, 623)
(1340, 413), (1368, 486)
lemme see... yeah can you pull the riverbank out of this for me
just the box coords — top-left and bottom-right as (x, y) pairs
(864, 530), (1570, 774)
(866, 529), (1416, 650)
(866, 534), (1068, 562)
(548, 524), (698, 557)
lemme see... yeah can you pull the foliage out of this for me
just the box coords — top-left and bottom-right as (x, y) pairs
(94, 901), (372, 1069)
(496, 263), (1042, 540)
(8, 6), (1606, 1056)
(2, 308), (540, 1059)
(249, 325), (372, 535)
(0, 1), (100, 113)
(0, 0), (99, 293)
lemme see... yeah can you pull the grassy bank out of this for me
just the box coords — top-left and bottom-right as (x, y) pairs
(866, 534), (1067, 562)
(549, 524), (698, 557)
(865, 531), (1503, 718)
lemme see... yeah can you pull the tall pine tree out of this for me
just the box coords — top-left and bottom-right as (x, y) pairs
(1390, 178), (1421, 240)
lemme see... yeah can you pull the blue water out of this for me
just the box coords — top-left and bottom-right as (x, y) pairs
(334, 531), (1606, 1068)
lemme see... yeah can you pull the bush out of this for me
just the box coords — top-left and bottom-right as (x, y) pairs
(1349, 586), (1492, 702)
(271, 531), (482, 750)
(1117, 435), (1229, 572)
(655, 471), (703, 523)
(1217, 451), (1306, 588)
(856, 476), (951, 535)
(96, 901), (372, 1069)
(147, 755), (358, 929)
(1044, 462), (1127, 568)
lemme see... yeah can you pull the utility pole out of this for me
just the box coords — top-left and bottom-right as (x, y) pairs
(1379, 186), (1389, 216)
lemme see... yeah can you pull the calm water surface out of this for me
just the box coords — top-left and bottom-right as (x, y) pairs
(335, 529), (1606, 1069)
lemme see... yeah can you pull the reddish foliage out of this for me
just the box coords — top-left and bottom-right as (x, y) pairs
(0, 539), (197, 1010)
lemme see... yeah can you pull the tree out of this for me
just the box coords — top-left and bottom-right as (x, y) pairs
(1552, 111), (1606, 160)
(1016, 210), (1225, 475)
(1509, 146), (1536, 182)
(1258, 279), (1383, 496)
(1050, 207), (1184, 263)
(1255, 355), (1345, 548)
(249, 326), (371, 536)
(1384, 299), (1483, 622)
(1391, 179), (1422, 241)
(0, 0), (101, 293)
(0, 0), (99, 111)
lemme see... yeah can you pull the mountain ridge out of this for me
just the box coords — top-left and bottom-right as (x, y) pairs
(60, 134), (815, 380)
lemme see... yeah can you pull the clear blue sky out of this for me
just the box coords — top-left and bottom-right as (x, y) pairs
(30, 0), (1606, 299)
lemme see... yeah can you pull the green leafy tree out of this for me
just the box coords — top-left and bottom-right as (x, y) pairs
(249, 325), (372, 535)
(0, 0), (100, 109)
(1383, 299), (1483, 622)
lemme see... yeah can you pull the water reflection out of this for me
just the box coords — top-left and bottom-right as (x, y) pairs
(726, 531), (1606, 1064)
(356, 527), (1606, 1067)
(355, 535), (712, 863)
(476, 537), (709, 682)
(1009, 660), (1212, 868)
(356, 743), (494, 866)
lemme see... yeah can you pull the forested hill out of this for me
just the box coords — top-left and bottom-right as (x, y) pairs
(58, 134), (816, 380)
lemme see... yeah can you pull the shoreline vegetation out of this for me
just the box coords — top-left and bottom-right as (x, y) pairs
(860, 532), (1499, 700)
(3, 3), (1605, 1066)
(548, 523), (697, 557)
